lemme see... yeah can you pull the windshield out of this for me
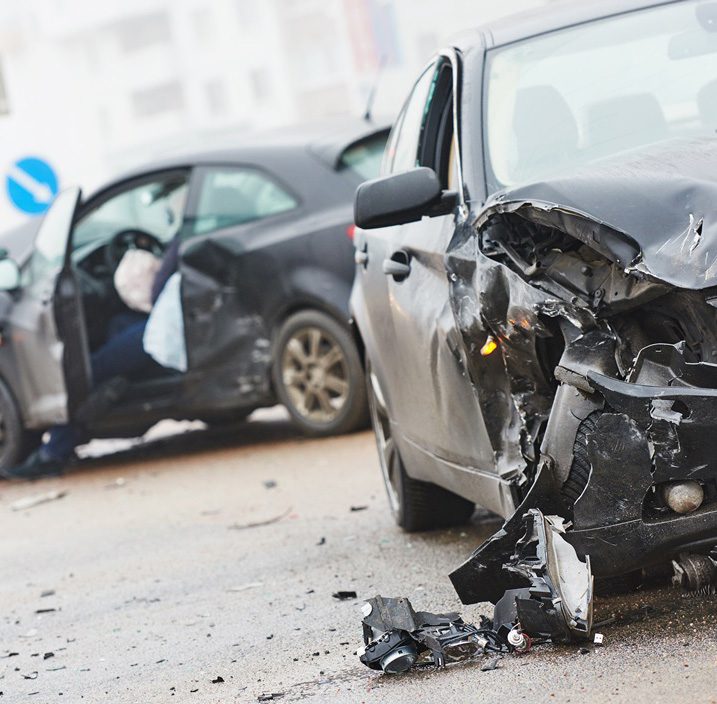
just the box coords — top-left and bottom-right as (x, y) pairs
(484, 1), (717, 192)
(73, 173), (188, 251)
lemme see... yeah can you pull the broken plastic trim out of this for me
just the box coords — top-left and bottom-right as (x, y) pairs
(504, 509), (593, 642)
(360, 512), (593, 674)
(358, 596), (500, 673)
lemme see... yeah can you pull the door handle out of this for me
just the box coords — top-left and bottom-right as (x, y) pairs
(383, 250), (411, 281)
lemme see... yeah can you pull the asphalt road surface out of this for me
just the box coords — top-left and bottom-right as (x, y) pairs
(1, 410), (716, 704)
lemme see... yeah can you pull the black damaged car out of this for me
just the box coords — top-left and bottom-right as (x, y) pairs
(0, 121), (387, 471)
(351, 0), (717, 620)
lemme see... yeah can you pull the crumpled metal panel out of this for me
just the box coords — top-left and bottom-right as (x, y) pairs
(485, 137), (717, 289)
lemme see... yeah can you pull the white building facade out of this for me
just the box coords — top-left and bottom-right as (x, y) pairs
(0, 0), (550, 229)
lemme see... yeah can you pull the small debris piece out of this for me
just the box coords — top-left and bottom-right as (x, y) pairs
(350, 506), (368, 512)
(359, 595), (493, 674)
(481, 656), (502, 672)
(266, 634), (274, 640)
(263, 480), (277, 489)
(594, 633), (604, 646)
(332, 591), (357, 601)
(35, 608), (56, 614)
(316, 537), (326, 546)
(46, 665), (66, 672)
(226, 582), (263, 593)
(257, 694), (285, 702)
(43, 652), (54, 660)
(22, 672), (38, 680)
(228, 508), (291, 531)
(579, 647), (590, 655)
(211, 676), (224, 684)
(11, 491), (67, 512)
(40, 590), (55, 598)
(0, 652), (18, 658)
(105, 477), (126, 489)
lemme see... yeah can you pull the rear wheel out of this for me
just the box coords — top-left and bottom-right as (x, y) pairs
(273, 310), (368, 436)
(0, 379), (38, 471)
(366, 361), (474, 532)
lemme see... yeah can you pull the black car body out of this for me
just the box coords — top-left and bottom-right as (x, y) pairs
(0, 120), (388, 469)
(351, 0), (717, 608)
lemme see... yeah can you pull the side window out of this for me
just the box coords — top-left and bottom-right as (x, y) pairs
(73, 172), (189, 250)
(385, 62), (438, 175)
(193, 167), (298, 236)
(418, 59), (456, 190)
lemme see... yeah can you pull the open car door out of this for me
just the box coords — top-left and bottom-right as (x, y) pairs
(8, 187), (92, 428)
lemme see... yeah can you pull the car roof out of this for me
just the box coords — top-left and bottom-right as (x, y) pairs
(102, 118), (390, 189)
(453, 0), (679, 50)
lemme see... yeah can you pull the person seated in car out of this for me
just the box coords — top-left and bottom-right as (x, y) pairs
(2, 235), (182, 480)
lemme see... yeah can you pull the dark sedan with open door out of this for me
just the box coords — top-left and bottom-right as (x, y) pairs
(0, 120), (388, 471)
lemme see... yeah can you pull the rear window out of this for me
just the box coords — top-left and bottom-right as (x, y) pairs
(338, 131), (389, 181)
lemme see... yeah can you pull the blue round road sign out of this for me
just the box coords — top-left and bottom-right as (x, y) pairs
(5, 156), (59, 216)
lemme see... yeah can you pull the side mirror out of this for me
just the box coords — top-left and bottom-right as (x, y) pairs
(354, 167), (458, 230)
(0, 258), (20, 291)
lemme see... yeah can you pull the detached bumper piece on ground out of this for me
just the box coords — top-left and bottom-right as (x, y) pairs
(359, 509), (593, 674)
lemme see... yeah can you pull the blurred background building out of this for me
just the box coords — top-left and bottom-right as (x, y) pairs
(0, 0), (552, 228)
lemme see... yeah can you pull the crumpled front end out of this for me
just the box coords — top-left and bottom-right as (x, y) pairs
(448, 194), (717, 610)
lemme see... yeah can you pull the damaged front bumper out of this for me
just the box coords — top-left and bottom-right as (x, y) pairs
(572, 344), (717, 576)
(452, 342), (717, 607)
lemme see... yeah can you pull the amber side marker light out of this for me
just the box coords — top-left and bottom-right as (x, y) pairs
(480, 336), (498, 357)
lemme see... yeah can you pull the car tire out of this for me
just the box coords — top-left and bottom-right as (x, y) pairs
(392, 452), (475, 532)
(366, 359), (474, 532)
(0, 378), (37, 471)
(562, 411), (601, 505)
(273, 310), (368, 436)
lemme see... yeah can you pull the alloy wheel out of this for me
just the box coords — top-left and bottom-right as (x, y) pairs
(281, 326), (350, 425)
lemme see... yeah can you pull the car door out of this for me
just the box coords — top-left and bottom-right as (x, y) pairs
(8, 187), (92, 426)
(361, 53), (502, 509)
(178, 164), (300, 401)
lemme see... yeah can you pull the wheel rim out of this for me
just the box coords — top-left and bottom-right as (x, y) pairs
(367, 365), (400, 514)
(281, 326), (350, 425)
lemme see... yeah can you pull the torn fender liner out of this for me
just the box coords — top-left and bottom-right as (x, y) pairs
(358, 596), (500, 673)
(450, 508), (593, 643)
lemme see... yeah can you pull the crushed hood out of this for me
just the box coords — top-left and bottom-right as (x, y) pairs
(483, 137), (717, 291)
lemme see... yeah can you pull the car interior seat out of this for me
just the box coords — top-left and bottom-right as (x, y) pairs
(511, 85), (580, 184)
(585, 93), (669, 158)
(698, 78), (717, 131)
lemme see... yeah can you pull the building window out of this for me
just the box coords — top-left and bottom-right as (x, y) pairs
(131, 81), (184, 118)
(249, 67), (272, 103)
(192, 8), (214, 45)
(114, 12), (172, 53)
(235, 0), (259, 29)
(204, 79), (228, 116)
(0, 59), (9, 115)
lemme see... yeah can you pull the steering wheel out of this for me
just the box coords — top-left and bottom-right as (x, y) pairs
(105, 228), (165, 271)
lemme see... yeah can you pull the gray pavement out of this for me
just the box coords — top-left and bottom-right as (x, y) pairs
(1, 411), (716, 704)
